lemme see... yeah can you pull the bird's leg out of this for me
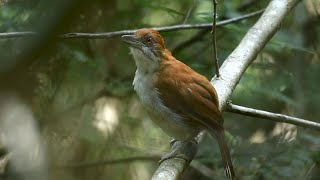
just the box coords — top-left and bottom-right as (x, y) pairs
(159, 139), (198, 164)
(170, 138), (178, 147)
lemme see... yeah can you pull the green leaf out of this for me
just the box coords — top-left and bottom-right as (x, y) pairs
(195, 12), (212, 22)
(147, 5), (184, 16)
(269, 40), (315, 54)
(253, 87), (297, 107)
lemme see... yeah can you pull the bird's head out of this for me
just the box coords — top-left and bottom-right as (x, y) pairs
(122, 29), (168, 73)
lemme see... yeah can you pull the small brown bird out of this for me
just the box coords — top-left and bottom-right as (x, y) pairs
(122, 28), (235, 179)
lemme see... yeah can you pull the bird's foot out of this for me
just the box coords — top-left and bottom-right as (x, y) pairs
(170, 138), (178, 147)
(159, 139), (198, 164)
(159, 152), (190, 164)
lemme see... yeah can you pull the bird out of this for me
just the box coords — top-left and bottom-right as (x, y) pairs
(121, 28), (235, 180)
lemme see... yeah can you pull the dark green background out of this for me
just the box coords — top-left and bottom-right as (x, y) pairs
(0, 0), (319, 179)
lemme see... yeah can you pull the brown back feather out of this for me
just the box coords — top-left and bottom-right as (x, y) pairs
(155, 58), (224, 134)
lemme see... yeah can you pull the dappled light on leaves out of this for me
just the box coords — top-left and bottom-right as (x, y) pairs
(249, 129), (267, 144)
(0, 0), (319, 179)
(0, 94), (47, 179)
(94, 97), (120, 138)
(270, 123), (297, 142)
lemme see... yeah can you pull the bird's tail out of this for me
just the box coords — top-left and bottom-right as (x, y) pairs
(216, 131), (235, 180)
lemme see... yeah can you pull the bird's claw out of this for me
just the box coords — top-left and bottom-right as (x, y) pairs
(170, 139), (178, 147)
(159, 140), (198, 164)
(159, 153), (190, 164)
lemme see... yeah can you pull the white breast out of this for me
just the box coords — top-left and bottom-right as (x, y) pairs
(133, 70), (165, 113)
(130, 47), (199, 140)
(133, 70), (199, 140)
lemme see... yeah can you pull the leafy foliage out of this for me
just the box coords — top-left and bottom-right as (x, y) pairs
(0, 0), (319, 179)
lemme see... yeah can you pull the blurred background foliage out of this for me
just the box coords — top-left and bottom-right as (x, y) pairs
(0, 0), (319, 179)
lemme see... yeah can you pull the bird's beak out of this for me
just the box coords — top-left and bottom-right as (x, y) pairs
(121, 35), (142, 49)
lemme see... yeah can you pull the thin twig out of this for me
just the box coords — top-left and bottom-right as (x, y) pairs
(0, 10), (265, 39)
(226, 103), (320, 131)
(183, 1), (195, 24)
(0, 31), (37, 38)
(183, 8), (192, 24)
(212, 0), (220, 77)
(304, 163), (316, 180)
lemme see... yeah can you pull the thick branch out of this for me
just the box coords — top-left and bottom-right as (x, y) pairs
(212, 0), (301, 110)
(152, 131), (204, 180)
(0, 10), (264, 39)
(153, 0), (302, 179)
(227, 103), (320, 131)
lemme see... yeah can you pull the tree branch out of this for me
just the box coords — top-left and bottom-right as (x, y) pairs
(226, 103), (320, 131)
(211, 0), (220, 77)
(152, 131), (204, 180)
(212, 0), (301, 110)
(0, 10), (264, 39)
(182, 1), (196, 24)
(0, 32), (37, 38)
(152, 0), (302, 179)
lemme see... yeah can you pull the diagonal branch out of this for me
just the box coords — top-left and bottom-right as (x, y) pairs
(212, 0), (301, 110)
(152, 0), (302, 179)
(226, 103), (320, 131)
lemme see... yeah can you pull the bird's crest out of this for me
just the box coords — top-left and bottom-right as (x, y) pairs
(135, 28), (166, 49)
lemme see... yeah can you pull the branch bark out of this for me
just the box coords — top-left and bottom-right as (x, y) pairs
(212, 0), (301, 110)
(152, 0), (302, 179)
(226, 103), (320, 131)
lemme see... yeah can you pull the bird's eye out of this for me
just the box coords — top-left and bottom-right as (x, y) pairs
(146, 37), (152, 45)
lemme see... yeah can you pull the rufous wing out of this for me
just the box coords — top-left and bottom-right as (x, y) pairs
(156, 59), (224, 135)
(156, 58), (235, 179)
